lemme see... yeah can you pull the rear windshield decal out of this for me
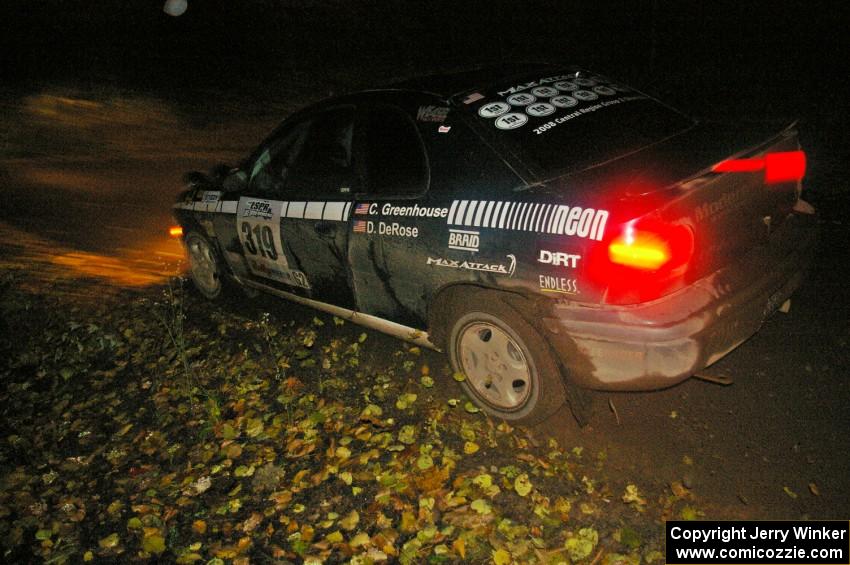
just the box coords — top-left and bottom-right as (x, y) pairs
(448, 200), (608, 241)
(477, 73), (645, 132)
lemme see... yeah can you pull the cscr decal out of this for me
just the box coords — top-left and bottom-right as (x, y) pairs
(526, 102), (556, 117)
(352, 220), (419, 237)
(538, 249), (581, 268)
(506, 92), (537, 106)
(530, 86), (560, 98)
(417, 105), (450, 123)
(494, 113), (528, 130)
(478, 101), (511, 118)
(200, 191), (221, 203)
(427, 254), (516, 277)
(572, 89), (599, 102)
(448, 200), (608, 241)
(539, 275), (578, 294)
(237, 198), (311, 289)
(448, 229), (479, 252)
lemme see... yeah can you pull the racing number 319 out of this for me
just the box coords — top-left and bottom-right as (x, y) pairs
(241, 222), (278, 259)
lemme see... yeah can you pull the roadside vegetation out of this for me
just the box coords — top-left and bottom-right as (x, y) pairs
(0, 270), (699, 563)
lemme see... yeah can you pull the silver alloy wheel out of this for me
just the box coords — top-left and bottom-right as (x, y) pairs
(186, 234), (221, 297)
(457, 321), (532, 411)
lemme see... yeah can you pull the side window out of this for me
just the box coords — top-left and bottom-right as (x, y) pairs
(249, 106), (355, 198)
(359, 105), (429, 197)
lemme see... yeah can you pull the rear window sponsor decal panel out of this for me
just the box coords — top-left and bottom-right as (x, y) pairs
(474, 73), (641, 133)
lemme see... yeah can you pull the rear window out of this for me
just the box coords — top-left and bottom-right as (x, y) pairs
(460, 71), (694, 179)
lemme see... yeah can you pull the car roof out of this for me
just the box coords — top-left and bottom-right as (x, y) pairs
(380, 62), (565, 101)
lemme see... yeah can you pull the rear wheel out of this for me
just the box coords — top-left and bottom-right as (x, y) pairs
(184, 231), (224, 300)
(446, 295), (566, 425)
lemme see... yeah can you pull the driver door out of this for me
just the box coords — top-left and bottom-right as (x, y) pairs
(236, 105), (358, 308)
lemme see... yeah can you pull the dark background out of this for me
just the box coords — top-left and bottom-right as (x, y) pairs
(3, 0), (848, 211)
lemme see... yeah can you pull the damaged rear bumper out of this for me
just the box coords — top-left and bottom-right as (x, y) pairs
(542, 211), (819, 391)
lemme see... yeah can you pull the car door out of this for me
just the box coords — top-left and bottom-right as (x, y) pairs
(236, 105), (358, 308)
(347, 102), (434, 326)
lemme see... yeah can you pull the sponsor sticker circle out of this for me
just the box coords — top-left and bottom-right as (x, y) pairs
(494, 112), (528, 130)
(477, 101), (511, 118)
(554, 80), (578, 91)
(593, 85), (616, 96)
(530, 86), (559, 98)
(506, 92), (537, 106)
(550, 95), (578, 108)
(573, 89), (599, 101)
(574, 77), (597, 87)
(526, 102), (556, 117)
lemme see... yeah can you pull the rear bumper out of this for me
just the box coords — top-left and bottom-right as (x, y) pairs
(542, 211), (818, 390)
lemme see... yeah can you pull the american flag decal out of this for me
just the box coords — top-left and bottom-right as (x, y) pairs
(353, 220), (367, 233)
(354, 203), (370, 215)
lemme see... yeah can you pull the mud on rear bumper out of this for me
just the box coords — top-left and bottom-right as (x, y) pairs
(542, 211), (819, 391)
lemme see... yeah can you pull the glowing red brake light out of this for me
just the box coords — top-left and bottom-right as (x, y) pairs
(712, 150), (806, 184)
(608, 229), (672, 270)
(764, 151), (806, 184)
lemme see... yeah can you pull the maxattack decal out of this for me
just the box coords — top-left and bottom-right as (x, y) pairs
(538, 249), (581, 268)
(427, 255), (516, 276)
(539, 275), (578, 294)
(447, 200), (608, 241)
(448, 229), (480, 252)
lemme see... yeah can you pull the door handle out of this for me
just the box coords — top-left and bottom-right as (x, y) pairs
(314, 221), (336, 237)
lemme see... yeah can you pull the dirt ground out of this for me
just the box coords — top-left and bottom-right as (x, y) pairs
(1, 85), (848, 560)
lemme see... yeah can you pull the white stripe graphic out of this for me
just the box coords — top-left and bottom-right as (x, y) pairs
(304, 201), (324, 220)
(343, 202), (352, 220)
(454, 200), (469, 226)
(473, 200), (488, 227)
(490, 201), (504, 228)
(323, 202), (346, 221)
(287, 201), (306, 219)
(528, 203), (541, 231)
(464, 200), (478, 226)
(448, 200), (459, 224)
(482, 201), (495, 227)
(221, 201), (237, 214)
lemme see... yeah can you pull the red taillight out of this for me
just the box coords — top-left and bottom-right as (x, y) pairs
(764, 151), (806, 184)
(609, 228), (672, 270)
(712, 150), (806, 185)
(169, 226), (183, 238)
(588, 221), (694, 304)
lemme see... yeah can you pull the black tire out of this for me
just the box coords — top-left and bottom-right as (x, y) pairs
(184, 230), (227, 300)
(446, 293), (566, 425)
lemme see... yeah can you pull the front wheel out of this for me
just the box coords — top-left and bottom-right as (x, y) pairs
(447, 295), (566, 425)
(184, 230), (225, 300)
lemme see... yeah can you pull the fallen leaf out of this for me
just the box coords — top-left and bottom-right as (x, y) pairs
(98, 533), (119, 549)
(514, 473), (532, 497)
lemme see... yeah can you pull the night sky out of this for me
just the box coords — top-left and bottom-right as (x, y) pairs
(2, 1), (848, 208)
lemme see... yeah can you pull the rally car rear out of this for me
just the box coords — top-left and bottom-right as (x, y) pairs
(537, 125), (817, 390)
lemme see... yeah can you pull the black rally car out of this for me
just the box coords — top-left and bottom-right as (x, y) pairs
(173, 63), (817, 424)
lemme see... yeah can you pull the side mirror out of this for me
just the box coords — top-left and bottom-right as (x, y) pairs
(222, 170), (248, 193)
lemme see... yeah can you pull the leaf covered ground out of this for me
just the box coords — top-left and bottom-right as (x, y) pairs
(0, 272), (698, 564)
